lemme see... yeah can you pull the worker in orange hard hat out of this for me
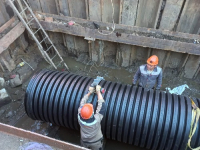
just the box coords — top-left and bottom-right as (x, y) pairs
(78, 85), (105, 150)
(132, 55), (162, 90)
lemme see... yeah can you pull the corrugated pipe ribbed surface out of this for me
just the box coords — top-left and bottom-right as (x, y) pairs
(24, 70), (200, 150)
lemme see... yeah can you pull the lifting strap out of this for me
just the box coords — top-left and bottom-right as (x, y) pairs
(187, 99), (200, 150)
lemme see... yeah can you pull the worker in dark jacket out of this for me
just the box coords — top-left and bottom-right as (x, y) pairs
(133, 55), (162, 90)
(78, 85), (105, 150)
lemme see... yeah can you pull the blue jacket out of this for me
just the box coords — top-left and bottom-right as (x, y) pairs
(133, 64), (162, 89)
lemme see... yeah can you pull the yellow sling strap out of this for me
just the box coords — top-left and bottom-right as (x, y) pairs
(187, 99), (200, 150)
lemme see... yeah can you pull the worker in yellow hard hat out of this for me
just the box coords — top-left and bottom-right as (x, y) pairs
(78, 85), (105, 150)
(132, 55), (162, 90)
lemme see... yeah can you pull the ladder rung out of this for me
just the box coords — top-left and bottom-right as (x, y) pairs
(39, 37), (47, 44)
(57, 60), (63, 66)
(34, 28), (41, 35)
(19, 7), (28, 14)
(9, 0), (68, 70)
(51, 54), (57, 60)
(27, 18), (35, 25)
(46, 45), (53, 52)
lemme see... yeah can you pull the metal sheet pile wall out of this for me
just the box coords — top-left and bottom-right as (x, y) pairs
(25, 70), (200, 150)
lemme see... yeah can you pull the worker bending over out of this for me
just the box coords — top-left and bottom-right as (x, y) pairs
(133, 55), (162, 90)
(78, 85), (105, 150)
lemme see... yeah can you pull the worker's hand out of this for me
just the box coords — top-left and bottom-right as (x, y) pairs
(96, 85), (101, 92)
(89, 86), (95, 94)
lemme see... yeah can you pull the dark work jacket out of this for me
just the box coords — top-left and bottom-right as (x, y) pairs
(133, 64), (162, 89)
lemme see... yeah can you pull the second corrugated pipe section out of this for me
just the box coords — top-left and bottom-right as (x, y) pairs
(24, 70), (200, 150)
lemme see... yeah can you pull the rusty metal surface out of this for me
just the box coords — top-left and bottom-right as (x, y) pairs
(0, 122), (88, 150)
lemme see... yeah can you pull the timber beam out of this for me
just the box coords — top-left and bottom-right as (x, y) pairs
(0, 16), (16, 33)
(33, 12), (200, 55)
(0, 21), (25, 54)
(0, 123), (87, 150)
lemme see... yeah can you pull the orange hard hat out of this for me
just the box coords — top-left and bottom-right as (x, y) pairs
(80, 103), (93, 119)
(147, 55), (159, 65)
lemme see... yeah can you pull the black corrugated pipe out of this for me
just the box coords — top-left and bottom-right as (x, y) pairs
(24, 70), (200, 150)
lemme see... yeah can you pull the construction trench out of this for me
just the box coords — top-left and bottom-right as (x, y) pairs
(0, 0), (200, 150)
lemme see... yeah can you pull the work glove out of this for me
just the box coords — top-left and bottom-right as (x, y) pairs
(89, 86), (95, 94)
(96, 85), (101, 92)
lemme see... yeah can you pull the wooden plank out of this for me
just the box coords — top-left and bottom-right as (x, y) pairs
(32, 13), (200, 55)
(68, 0), (87, 19)
(1, 54), (16, 72)
(153, 0), (185, 69)
(27, 0), (42, 11)
(58, 0), (70, 16)
(33, 20), (200, 55)
(0, 1), (10, 26)
(135, 0), (162, 62)
(67, 0), (88, 55)
(177, 0), (200, 34)
(120, 0), (138, 25)
(159, 0), (185, 30)
(54, 0), (67, 47)
(162, 51), (171, 72)
(0, 123), (87, 150)
(38, 13), (200, 44)
(102, 0), (120, 23)
(0, 11), (7, 27)
(40, 0), (65, 49)
(101, 0), (120, 65)
(40, 0), (57, 14)
(136, 0), (161, 28)
(85, 0), (89, 19)
(88, 0), (104, 63)
(118, 0), (139, 67)
(103, 41), (117, 62)
(176, 0), (200, 78)
(116, 44), (132, 67)
(0, 22), (25, 54)
(0, 16), (16, 33)
(194, 65), (200, 79)
(58, 0), (75, 55)
(88, 0), (101, 21)
(0, 61), (5, 72)
(184, 55), (200, 78)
